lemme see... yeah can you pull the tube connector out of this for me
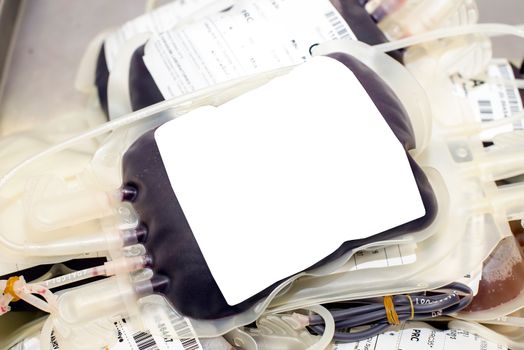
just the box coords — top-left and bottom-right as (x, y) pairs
(121, 185), (138, 202)
(120, 224), (149, 246)
(104, 256), (151, 276)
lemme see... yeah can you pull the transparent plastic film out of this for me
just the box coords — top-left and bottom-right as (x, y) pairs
(0, 68), (291, 261)
(374, 23), (524, 54)
(457, 236), (524, 321)
(224, 40), (515, 328)
(95, 40), (514, 339)
(449, 313), (524, 350)
(378, 0), (479, 40)
(312, 39), (433, 155)
(402, 33), (492, 82)
(1, 26), (522, 345)
(155, 41), (511, 337)
(0, 67), (299, 344)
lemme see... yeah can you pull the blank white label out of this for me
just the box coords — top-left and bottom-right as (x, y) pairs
(155, 56), (426, 305)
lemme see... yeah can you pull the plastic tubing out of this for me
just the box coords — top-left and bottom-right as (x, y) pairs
(39, 266), (107, 290)
(0, 72), (280, 257)
(480, 316), (524, 328)
(478, 77), (524, 89)
(38, 256), (148, 290)
(447, 111), (524, 137)
(374, 23), (524, 53)
(18, 287), (57, 314)
(0, 280), (9, 314)
(304, 305), (335, 350)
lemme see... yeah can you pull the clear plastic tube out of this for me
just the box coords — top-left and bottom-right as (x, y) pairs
(39, 266), (107, 290)
(0, 280), (10, 315)
(18, 288), (57, 314)
(304, 305), (335, 350)
(365, 0), (407, 22)
(374, 23), (524, 53)
(5, 277), (59, 315)
(481, 316), (524, 328)
(476, 77), (524, 89)
(447, 111), (524, 137)
(38, 256), (148, 290)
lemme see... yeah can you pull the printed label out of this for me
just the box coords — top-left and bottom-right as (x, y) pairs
(335, 322), (507, 350)
(112, 314), (202, 350)
(451, 59), (523, 140)
(104, 0), (221, 70)
(143, 0), (355, 99)
(338, 244), (417, 273)
(354, 244), (416, 270)
(154, 57), (425, 305)
(6, 314), (201, 350)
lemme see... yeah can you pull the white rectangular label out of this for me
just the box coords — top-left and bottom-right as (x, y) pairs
(143, 0), (355, 99)
(154, 57), (425, 305)
(337, 244), (417, 273)
(111, 317), (202, 350)
(335, 322), (507, 350)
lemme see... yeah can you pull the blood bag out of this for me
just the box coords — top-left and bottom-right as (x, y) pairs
(120, 53), (437, 319)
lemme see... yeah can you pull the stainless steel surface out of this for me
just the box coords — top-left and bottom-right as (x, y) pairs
(0, 0), (22, 105)
(477, 0), (524, 64)
(0, 0), (147, 134)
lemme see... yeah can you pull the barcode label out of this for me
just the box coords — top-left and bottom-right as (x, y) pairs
(179, 339), (200, 350)
(478, 99), (494, 120)
(455, 59), (524, 139)
(133, 332), (159, 350)
(497, 63), (522, 116)
(325, 11), (351, 39)
(170, 314), (200, 350)
(110, 315), (203, 350)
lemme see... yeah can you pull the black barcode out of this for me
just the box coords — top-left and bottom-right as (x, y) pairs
(497, 63), (522, 114)
(478, 99), (494, 120)
(133, 331), (159, 350)
(325, 11), (351, 39)
(167, 309), (202, 350)
(506, 87), (521, 114)
(180, 338), (200, 350)
(168, 309), (194, 339)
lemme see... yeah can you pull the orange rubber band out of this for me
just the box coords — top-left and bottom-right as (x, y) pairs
(383, 295), (400, 325)
(4, 276), (21, 302)
(406, 294), (415, 320)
